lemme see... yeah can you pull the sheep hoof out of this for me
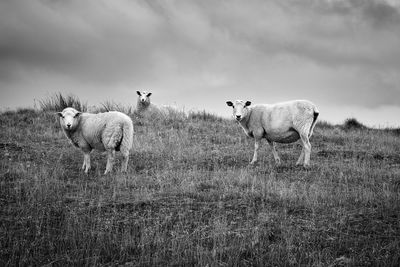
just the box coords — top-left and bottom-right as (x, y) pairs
(303, 163), (311, 169)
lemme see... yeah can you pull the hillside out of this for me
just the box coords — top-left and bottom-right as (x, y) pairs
(1, 107), (400, 266)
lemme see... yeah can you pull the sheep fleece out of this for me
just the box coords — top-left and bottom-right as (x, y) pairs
(66, 112), (133, 152)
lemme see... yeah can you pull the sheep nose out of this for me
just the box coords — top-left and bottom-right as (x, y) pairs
(236, 115), (241, 120)
(67, 123), (71, 128)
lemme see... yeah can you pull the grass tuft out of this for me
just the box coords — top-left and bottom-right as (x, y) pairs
(342, 117), (367, 130)
(97, 100), (135, 115)
(316, 120), (335, 129)
(188, 110), (223, 122)
(38, 92), (88, 112)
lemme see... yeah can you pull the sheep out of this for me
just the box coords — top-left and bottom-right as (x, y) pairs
(226, 99), (319, 167)
(135, 90), (175, 118)
(57, 107), (134, 174)
(136, 90), (156, 114)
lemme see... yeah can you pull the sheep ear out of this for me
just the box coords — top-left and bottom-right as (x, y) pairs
(226, 101), (233, 107)
(245, 101), (251, 107)
(56, 112), (63, 117)
(147, 92), (152, 97)
(74, 112), (82, 118)
(136, 91), (141, 96)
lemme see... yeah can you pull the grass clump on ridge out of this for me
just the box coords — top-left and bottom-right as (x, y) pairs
(38, 92), (88, 112)
(316, 120), (335, 130)
(342, 117), (367, 130)
(189, 110), (223, 122)
(98, 100), (135, 115)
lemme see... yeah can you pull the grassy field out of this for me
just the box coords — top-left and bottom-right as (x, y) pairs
(1, 98), (400, 266)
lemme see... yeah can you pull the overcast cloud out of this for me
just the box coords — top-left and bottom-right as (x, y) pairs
(0, 0), (399, 126)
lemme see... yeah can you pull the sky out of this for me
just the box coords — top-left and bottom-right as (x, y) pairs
(0, 0), (400, 127)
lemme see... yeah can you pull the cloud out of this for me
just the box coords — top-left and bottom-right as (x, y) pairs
(0, 0), (163, 83)
(360, 0), (400, 28)
(0, 0), (399, 125)
(213, 0), (400, 69)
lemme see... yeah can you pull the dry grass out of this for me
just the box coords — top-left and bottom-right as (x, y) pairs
(1, 100), (400, 266)
(37, 93), (88, 112)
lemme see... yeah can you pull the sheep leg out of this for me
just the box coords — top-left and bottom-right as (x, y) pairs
(299, 134), (311, 167)
(104, 150), (115, 174)
(296, 147), (305, 166)
(268, 141), (281, 165)
(81, 156), (86, 170)
(120, 151), (129, 173)
(250, 138), (261, 164)
(82, 151), (91, 173)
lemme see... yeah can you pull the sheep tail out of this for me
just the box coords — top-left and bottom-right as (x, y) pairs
(118, 120), (134, 155)
(309, 106), (319, 138)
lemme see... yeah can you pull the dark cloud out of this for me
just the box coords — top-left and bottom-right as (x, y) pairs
(0, 0), (399, 125)
(360, 0), (400, 28)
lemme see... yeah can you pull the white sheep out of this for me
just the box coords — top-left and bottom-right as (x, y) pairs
(136, 90), (156, 114)
(57, 107), (134, 174)
(226, 100), (319, 167)
(135, 90), (174, 118)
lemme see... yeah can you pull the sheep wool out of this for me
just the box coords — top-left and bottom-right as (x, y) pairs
(58, 107), (134, 174)
(135, 90), (166, 117)
(226, 100), (319, 167)
(136, 91), (153, 113)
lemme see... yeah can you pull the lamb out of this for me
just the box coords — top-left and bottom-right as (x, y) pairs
(226, 99), (319, 167)
(57, 107), (134, 174)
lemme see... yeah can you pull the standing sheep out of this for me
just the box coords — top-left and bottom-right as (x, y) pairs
(226, 100), (319, 167)
(57, 107), (134, 174)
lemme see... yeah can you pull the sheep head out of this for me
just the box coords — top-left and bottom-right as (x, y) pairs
(57, 107), (82, 131)
(136, 91), (152, 105)
(226, 100), (251, 122)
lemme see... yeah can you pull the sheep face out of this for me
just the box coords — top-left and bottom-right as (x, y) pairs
(226, 100), (251, 122)
(137, 91), (152, 104)
(57, 107), (81, 131)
